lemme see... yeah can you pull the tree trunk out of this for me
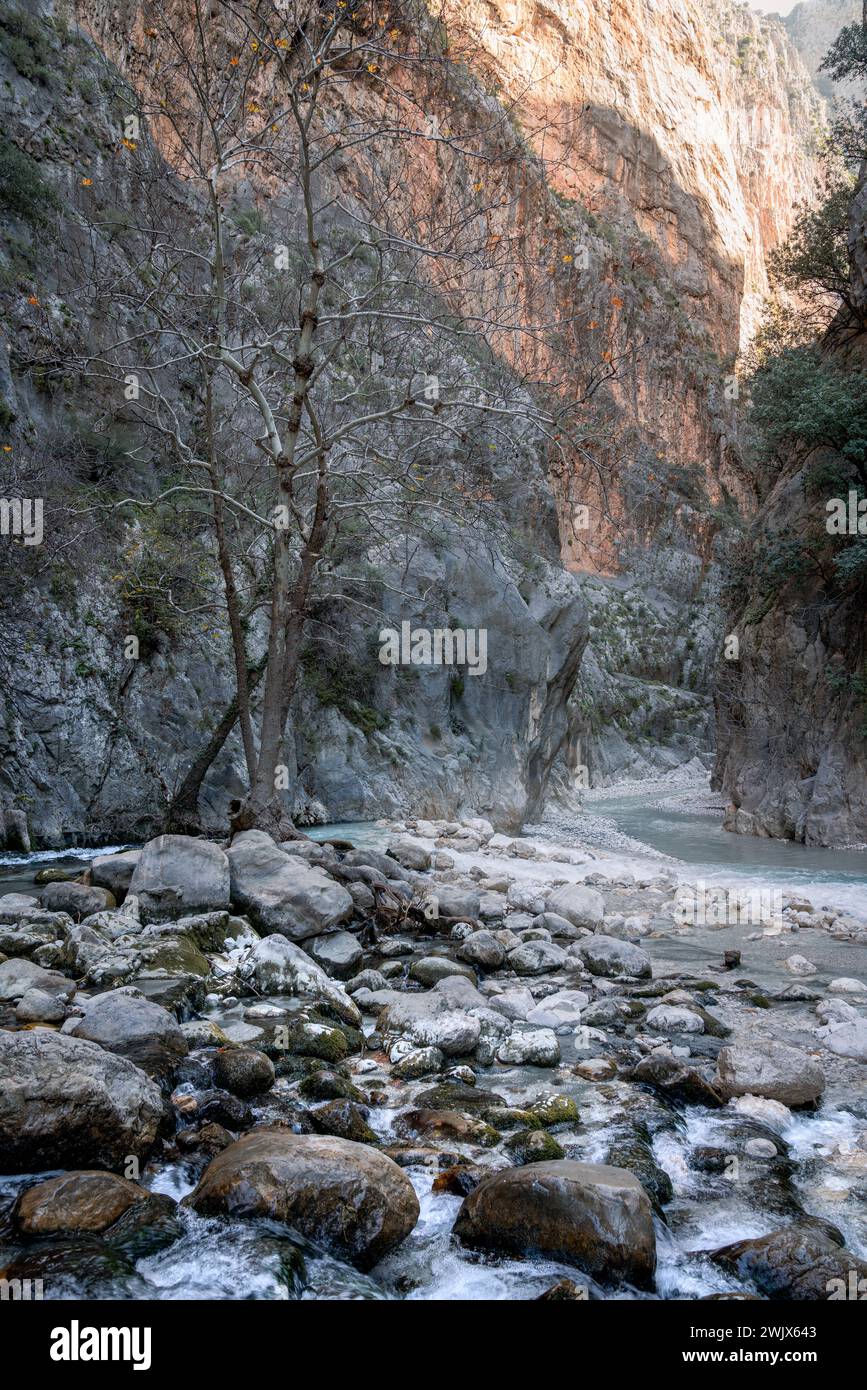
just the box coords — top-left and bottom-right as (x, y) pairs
(165, 654), (267, 834)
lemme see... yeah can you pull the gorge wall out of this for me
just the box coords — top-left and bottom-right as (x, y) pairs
(0, 0), (832, 844)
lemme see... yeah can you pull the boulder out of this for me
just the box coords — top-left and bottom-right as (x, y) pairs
(630, 1053), (724, 1108)
(507, 941), (569, 976)
(385, 837), (432, 871)
(489, 987), (535, 1021)
(816, 1018), (867, 1062)
(212, 1047), (276, 1098)
(128, 835), (230, 923)
(90, 850), (141, 901)
(0, 956), (75, 1002)
(457, 930), (506, 970)
(453, 1160), (656, 1287)
(65, 988), (188, 1076)
(715, 1041), (824, 1107)
(239, 935), (361, 1028)
(379, 990), (481, 1056)
(39, 882), (115, 919)
(525, 989), (588, 1028)
(186, 1128), (419, 1269)
(409, 956), (475, 986)
(710, 1227), (867, 1300)
(228, 831), (352, 940)
(426, 884), (481, 921)
(546, 884), (605, 931)
(14, 1170), (166, 1237)
(308, 930), (364, 979)
(646, 1005), (705, 1034)
(578, 936), (652, 979)
(344, 847), (413, 881)
(496, 1028), (560, 1066)
(0, 1030), (164, 1172)
(15, 987), (67, 1023)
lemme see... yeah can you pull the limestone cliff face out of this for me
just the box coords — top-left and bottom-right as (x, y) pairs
(448, 0), (825, 354)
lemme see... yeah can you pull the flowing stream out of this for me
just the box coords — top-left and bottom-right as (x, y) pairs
(2, 787), (866, 1300)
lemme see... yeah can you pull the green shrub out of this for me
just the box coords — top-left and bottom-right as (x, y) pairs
(0, 136), (58, 225)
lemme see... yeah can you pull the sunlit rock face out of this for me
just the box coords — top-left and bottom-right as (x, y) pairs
(446, 0), (824, 354)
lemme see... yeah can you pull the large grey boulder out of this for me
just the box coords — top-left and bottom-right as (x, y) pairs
(453, 1160), (656, 1287)
(715, 1040), (824, 1107)
(525, 989), (589, 1028)
(128, 835), (230, 923)
(546, 883), (605, 930)
(0, 1030), (164, 1172)
(227, 831), (352, 940)
(90, 850), (141, 900)
(239, 935), (361, 1028)
(65, 987), (188, 1076)
(186, 1128), (419, 1269)
(457, 930), (506, 970)
(578, 935), (652, 979)
(426, 884), (482, 921)
(344, 847), (413, 881)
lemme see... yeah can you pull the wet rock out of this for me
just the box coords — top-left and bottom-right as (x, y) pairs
(240, 936), (361, 1028)
(129, 835), (230, 923)
(709, 1227), (867, 1300)
(457, 930), (506, 970)
(546, 884), (605, 930)
(14, 1171), (172, 1239)
(729, 1094), (793, 1130)
(432, 1164), (484, 1196)
(646, 1005), (704, 1035)
(715, 1041), (824, 1107)
(309, 1099), (378, 1144)
(453, 1160), (656, 1287)
(186, 1128), (420, 1269)
(213, 1046), (276, 1098)
(631, 1052), (724, 1108)
(413, 1082), (506, 1113)
(0, 1031), (164, 1173)
(606, 1126), (673, 1216)
(504, 1128), (566, 1164)
(397, 1108), (500, 1147)
(578, 936), (652, 979)
(496, 1028), (560, 1066)
(298, 1070), (365, 1103)
(536, 1277), (588, 1300)
(227, 831), (353, 940)
(507, 940), (569, 975)
(308, 930), (364, 980)
(40, 882), (116, 919)
(65, 988), (188, 1076)
(347, 969), (388, 995)
(574, 1057), (617, 1081)
(529, 1094), (580, 1127)
(409, 956), (475, 986)
(392, 1046), (444, 1079)
(379, 981), (485, 1057)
